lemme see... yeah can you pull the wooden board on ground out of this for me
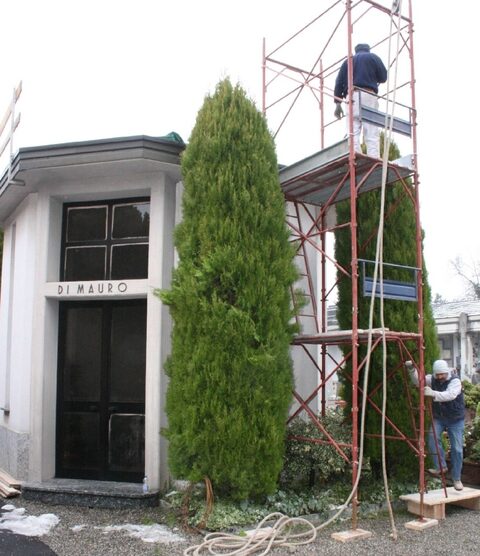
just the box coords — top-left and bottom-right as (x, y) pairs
(0, 469), (21, 489)
(400, 487), (480, 519)
(331, 529), (372, 543)
(0, 468), (21, 498)
(0, 483), (20, 498)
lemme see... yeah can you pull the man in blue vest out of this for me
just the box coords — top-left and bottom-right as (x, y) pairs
(407, 359), (465, 490)
(334, 43), (387, 158)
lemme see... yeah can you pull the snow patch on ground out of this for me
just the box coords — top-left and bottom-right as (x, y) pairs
(0, 505), (59, 537)
(99, 523), (185, 543)
(0, 503), (184, 544)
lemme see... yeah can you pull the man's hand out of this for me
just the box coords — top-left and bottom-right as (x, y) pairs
(405, 361), (417, 383)
(334, 103), (344, 119)
(424, 386), (435, 398)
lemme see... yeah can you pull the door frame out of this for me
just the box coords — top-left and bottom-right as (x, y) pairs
(55, 299), (146, 482)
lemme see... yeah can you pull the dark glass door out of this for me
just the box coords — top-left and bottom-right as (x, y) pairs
(56, 300), (146, 482)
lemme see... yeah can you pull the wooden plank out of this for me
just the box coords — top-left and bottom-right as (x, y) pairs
(405, 517), (439, 531)
(0, 468), (21, 489)
(0, 483), (20, 498)
(405, 500), (445, 520)
(400, 486), (480, 506)
(451, 497), (480, 511)
(400, 487), (480, 519)
(331, 529), (372, 542)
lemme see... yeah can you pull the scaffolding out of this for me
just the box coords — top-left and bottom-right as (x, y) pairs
(263, 0), (430, 527)
(0, 81), (22, 187)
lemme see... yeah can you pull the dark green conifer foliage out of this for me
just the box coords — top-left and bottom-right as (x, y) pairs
(334, 139), (438, 478)
(160, 79), (297, 500)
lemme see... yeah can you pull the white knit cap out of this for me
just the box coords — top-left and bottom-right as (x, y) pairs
(432, 359), (449, 375)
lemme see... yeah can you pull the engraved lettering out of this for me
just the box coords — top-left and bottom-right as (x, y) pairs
(118, 282), (127, 293)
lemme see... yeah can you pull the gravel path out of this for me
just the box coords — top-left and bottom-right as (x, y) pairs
(3, 496), (480, 555)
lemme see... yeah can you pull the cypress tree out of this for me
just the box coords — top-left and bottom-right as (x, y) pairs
(160, 79), (297, 500)
(334, 140), (438, 478)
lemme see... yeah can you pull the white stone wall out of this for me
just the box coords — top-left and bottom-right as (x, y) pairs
(0, 194), (39, 478)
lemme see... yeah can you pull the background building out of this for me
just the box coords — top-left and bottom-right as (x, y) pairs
(0, 135), (184, 491)
(432, 300), (480, 379)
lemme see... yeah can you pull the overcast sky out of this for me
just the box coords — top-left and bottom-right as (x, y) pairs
(0, 0), (477, 301)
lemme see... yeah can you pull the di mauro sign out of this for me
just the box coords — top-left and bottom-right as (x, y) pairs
(57, 282), (128, 295)
(45, 279), (149, 299)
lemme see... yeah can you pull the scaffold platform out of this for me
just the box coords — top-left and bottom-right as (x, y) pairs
(279, 139), (414, 205)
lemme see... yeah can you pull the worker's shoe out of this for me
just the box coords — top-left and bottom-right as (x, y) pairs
(453, 480), (463, 491)
(427, 467), (448, 476)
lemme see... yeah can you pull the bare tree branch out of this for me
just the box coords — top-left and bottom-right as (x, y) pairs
(451, 257), (480, 299)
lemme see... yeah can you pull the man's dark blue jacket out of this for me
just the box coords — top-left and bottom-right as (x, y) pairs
(334, 44), (387, 101)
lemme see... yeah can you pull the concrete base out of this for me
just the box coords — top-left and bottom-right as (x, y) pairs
(331, 528), (372, 542)
(404, 518), (439, 531)
(0, 427), (29, 481)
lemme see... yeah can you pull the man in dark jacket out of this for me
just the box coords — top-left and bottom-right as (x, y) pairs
(334, 43), (387, 158)
(407, 359), (465, 490)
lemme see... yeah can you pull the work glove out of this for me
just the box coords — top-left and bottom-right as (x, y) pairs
(405, 360), (416, 381)
(334, 103), (344, 119)
(424, 386), (435, 398)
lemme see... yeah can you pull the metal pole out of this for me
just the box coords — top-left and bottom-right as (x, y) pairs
(262, 38), (266, 114)
(320, 58), (325, 149)
(408, 0), (426, 517)
(321, 209), (327, 416)
(345, 0), (360, 531)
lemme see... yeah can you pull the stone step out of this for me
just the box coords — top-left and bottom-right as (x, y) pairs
(21, 479), (159, 509)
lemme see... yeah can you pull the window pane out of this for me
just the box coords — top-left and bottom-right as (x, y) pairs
(67, 206), (107, 242)
(64, 307), (102, 402)
(108, 414), (145, 472)
(110, 303), (146, 403)
(110, 244), (148, 279)
(61, 412), (101, 471)
(112, 203), (150, 239)
(65, 247), (106, 281)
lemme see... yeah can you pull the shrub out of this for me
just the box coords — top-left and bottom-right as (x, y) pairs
(464, 402), (480, 462)
(463, 381), (480, 410)
(281, 410), (352, 489)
